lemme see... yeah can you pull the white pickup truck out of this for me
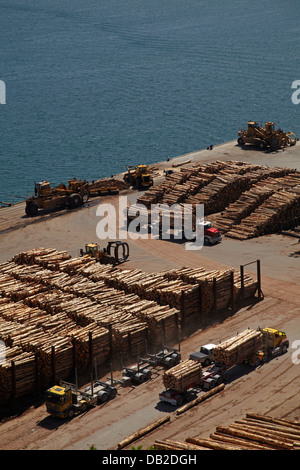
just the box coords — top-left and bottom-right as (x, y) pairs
(189, 344), (216, 367)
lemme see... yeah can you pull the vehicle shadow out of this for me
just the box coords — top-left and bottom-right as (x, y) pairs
(37, 413), (68, 430)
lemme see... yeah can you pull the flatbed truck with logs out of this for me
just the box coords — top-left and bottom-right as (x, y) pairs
(159, 359), (203, 406)
(197, 327), (289, 390)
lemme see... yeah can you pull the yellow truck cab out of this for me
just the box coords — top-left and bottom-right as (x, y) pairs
(257, 328), (289, 362)
(45, 383), (94, 419)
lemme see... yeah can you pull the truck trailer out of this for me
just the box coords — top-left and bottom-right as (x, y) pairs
(159, 359), (203, 406)
(199, 327), (289, 390)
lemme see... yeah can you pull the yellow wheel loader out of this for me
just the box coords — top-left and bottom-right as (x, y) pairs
(123, 165), (153, 189)
(238, 121), (296, 151)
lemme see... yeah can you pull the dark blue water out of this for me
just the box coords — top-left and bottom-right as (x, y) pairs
(0, 0), (299, 204)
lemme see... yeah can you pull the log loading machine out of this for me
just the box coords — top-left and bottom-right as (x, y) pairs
(80, 241), (129, 266)
(25, 178), (90, 217)
(123, 165), (153, 189)
(238, 121), (296, 151)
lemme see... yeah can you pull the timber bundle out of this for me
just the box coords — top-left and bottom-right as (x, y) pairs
(134, 160), (300, 239)
(162, 359), (202, 392)
(154, 413), (300, 450)
(0, 248), (257, 405)
(212, 329), (263, 366)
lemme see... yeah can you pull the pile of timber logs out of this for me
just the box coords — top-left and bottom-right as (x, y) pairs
(227, 187), (300, 240)
(0, 247), (258, 406)
(154, 413), (300, 450)
(134, 160), (300, 239)
(12, 247), (71, 269)
(162, 359), (202, 392)
(162, 266), (257, 314)
(0, 350), (37, 403)
(88, 177), (129, 192)
(212, 329), (263, 366)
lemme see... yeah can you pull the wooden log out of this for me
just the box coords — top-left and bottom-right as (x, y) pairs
(213, 329), (263, 365)
(215, 426), (294, 450)
(246, 412), (300, 429)
(186, 436), (245, 450)
(176, 383), (224, 415)
(154, 439), (206, 450)
(210, 432), (273, 450)
(232, 421), (300, 444)
(162, 359), (202, 392)
(117, 415), (171, 449)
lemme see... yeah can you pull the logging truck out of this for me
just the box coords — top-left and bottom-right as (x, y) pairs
(159, 360), (203, 406)
(198, 327), (289, 390)
(196, 221), (222, 245)
(45, 378), (117, 419)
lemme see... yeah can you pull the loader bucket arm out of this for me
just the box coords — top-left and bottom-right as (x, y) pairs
(106, 241), (130, 264)
(287, 132), (297, 146)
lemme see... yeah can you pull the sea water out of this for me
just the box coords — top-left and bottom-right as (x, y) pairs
(0, 0), (299, 204)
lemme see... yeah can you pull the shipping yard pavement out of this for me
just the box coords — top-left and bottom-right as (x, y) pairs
(0, 140), (299, 450)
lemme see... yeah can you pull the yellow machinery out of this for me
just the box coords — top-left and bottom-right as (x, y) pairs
(257, 327), (289, 362)
(80, 241), (129, 265)
(25, 178), (89, 217)
(123, 165), (153, 189)
(238, 121), (297, 151)
(89, 186), (119, 197)
(45, 378), (117, 419)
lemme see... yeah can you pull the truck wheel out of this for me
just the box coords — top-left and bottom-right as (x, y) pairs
(136, 176), (142, 189)
(281, 344), (288, 354)
(177, 396), (183, 406)
(67, 407), (75, 418)
(258, 140), (267, 150)
(98, 392), (108, 403)
(81, 402), (88, 412)
(164, 357), (174, 368)
(145, 370), (152, 380)
(223, 373), (229, 382)
(69, 193), (83, 209)
(109, 388), (117, 399)
(237, 137), (244, 146)
(133, 373), (144, 384)
(25, 203), (38, 217)
(254, 357), (261, 367)
(204, 237), (210, 246)
(203, 358), (211, 367)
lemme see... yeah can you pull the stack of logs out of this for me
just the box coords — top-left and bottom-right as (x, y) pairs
(154, 413), (300, 450)
(212, 329), (263, 366)
(133, 160), (300, 240)
(226, 186), (300, 240)
(0, 248), (258, 405)
(162, 359), (202, 392)
(0, 250), (181, 405)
